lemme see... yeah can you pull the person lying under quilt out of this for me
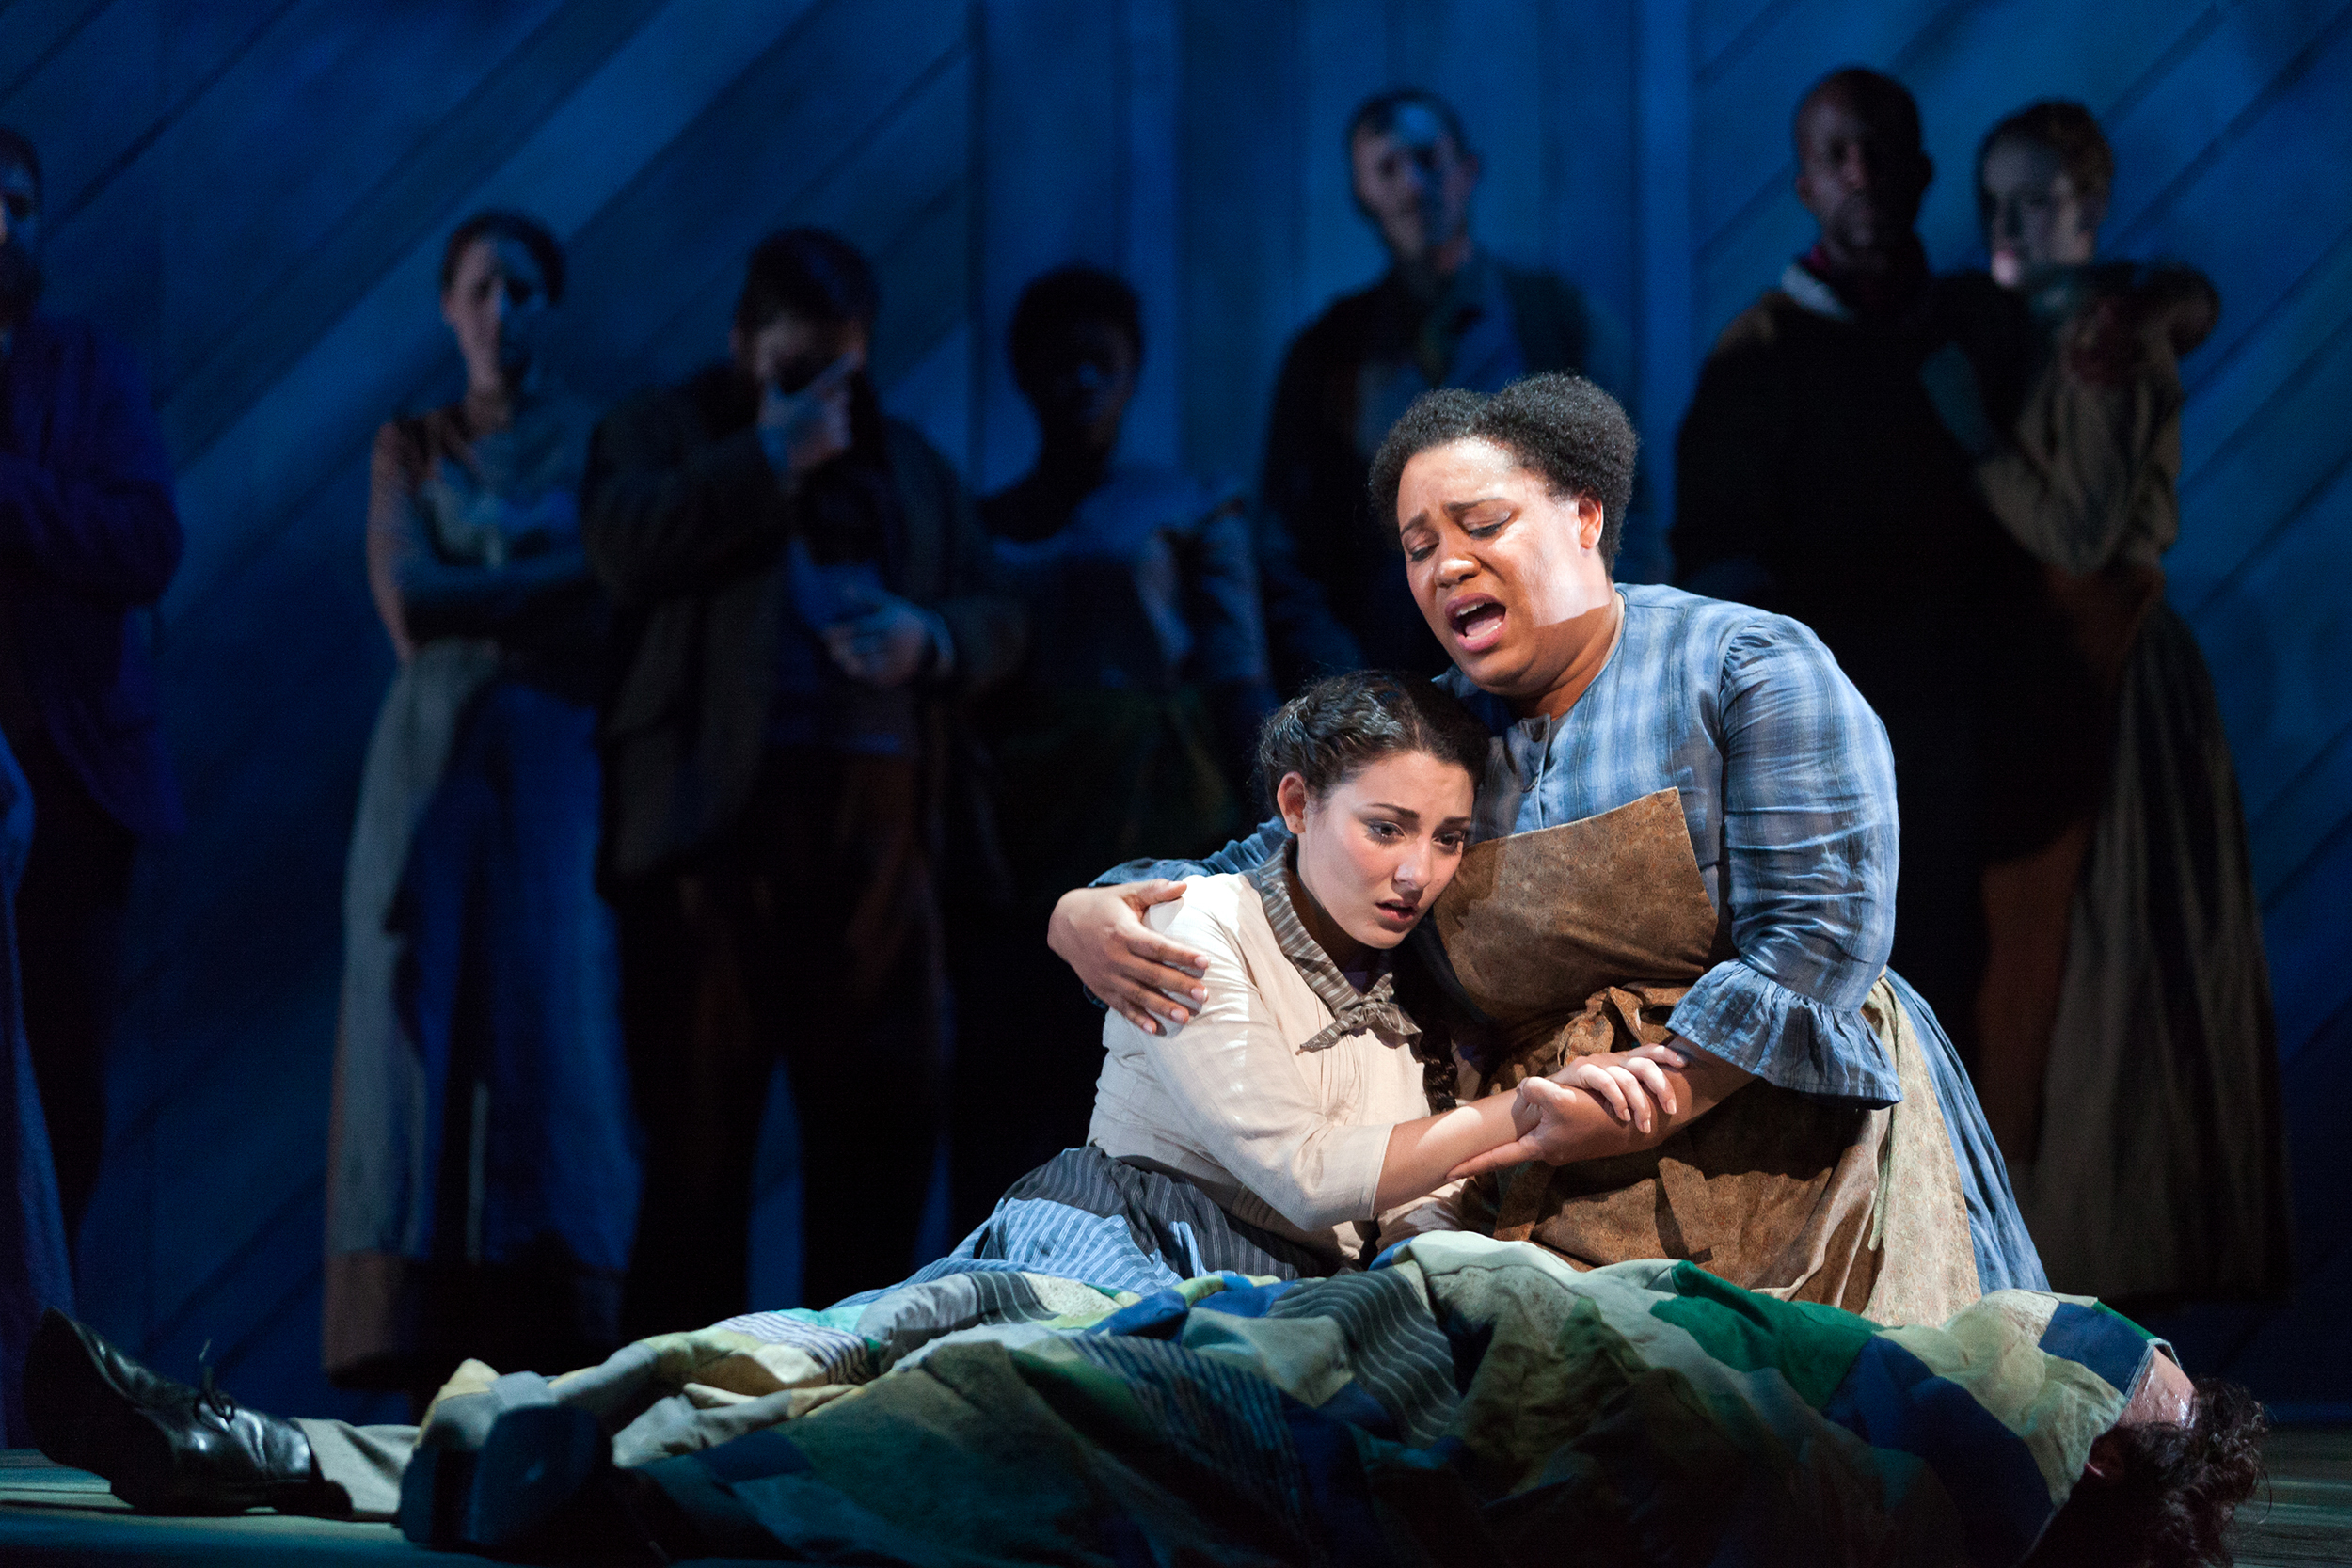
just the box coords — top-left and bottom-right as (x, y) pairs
(24, 1242), (2260, 1567)
(22, 670), (2262, 1564)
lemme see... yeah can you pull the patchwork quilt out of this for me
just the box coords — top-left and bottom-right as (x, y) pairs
(469, 1232), (2159, 1566)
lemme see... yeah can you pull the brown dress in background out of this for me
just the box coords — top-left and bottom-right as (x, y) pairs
(1969, 264), (2290, 1303)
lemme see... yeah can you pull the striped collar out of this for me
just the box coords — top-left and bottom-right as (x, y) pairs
(1243, 851), (1422, 1054)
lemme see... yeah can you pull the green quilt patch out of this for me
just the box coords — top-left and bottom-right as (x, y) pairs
(1645, 1260), (1876, 1407)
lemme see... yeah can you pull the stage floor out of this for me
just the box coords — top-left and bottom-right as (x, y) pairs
(5, 1433), (2351, 1563)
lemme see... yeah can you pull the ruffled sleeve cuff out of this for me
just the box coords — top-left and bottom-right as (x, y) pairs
(1670, 958), (1903, 1104)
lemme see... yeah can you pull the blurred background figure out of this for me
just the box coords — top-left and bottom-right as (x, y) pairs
(0, 126), (183, 1249)
(1938, 101), (2287, 1305)
(949, 264), (1275, 1231)
(1256, 88), (1635, 687)
(1670, 69), (2088, 1065)
(586, 230), (1024, 1328)
(325, 212), (633, 1413)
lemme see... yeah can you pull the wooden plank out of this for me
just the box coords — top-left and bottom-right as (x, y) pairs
(1120, 0), (1183, 471)
(576, 27), (971, 397)
(975, 0), (1121, 487)
(2249, 717), (2352, 916)
(159, 0), (829, 630)
(2108, 14), (2352, 403)
(2181, 220), (2352, 484)
(2179, 323), (2352, 620)
(1297, 0), (1384, 337)
(2262, 808), (2352, 1059)
(1637, 0), (1696, 530)
(2182, 442), (2352, 862)
(1179, 0), (1303, 485)
(1541, 0), (1640, 348)
(1693, 0), (1802, 85)
(0, 0), (161, 217)
(156, 0), (665, 461)
(2103, 0), (2352, 248)
(0, 0), (112, 106)
(130, 1), (564, 399)
(2177, 291), (2352, 615)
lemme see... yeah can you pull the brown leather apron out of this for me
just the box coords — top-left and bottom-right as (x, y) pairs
(1432, 789), (1979, 1323)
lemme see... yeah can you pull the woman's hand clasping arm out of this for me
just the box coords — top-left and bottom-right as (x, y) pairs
(1045, 882), (1212, 1035)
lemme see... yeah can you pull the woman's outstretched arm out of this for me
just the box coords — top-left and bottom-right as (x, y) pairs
(1441, 1042), (1755, 1183)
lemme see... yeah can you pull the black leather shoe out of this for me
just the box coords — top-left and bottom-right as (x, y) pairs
(22, 1307), (341, 1515)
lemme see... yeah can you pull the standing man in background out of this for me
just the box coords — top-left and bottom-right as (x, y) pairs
(1256, 87), (1638, 686)
(1670, 69), (2090, 1063)
(584, 230), (1024, 1328)
(0, 127), (183, 1246)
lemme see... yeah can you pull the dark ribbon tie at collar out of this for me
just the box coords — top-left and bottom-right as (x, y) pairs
(1244, 856), (1422, 1053)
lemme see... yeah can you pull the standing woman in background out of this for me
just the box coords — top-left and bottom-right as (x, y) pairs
(1943, 102), (2287, 1304)
(325, 213), (637, 1413)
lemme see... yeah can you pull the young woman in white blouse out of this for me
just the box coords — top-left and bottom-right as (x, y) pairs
(949, 671), (1688, 1285)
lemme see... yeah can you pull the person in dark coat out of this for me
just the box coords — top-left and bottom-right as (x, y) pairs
(585, 230), (1025, 1327)
(1669, 70), (2089, 1063)
(1257, 88), (1637, 685)
(948, 264), (1277, 1232)
(0, 126), (183, 1243)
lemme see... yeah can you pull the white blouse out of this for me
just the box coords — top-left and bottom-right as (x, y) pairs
(1087, 872), (1464, 1264)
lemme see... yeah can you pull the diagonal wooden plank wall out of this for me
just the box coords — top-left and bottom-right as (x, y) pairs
(0, 0), (2343, 1420)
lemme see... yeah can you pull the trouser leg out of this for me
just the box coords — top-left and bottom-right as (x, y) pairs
(8, 726), (135, 1243)
(292, 1419), (419, 1522)
(617, 874), (773, 1339)
(756, 753), (944, 1308)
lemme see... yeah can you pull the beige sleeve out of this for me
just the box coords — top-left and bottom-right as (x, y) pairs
(1974, 327), (2185, 576)
(1377, 1180), (1469, 1243)
(1112, 893), (1391, 1234)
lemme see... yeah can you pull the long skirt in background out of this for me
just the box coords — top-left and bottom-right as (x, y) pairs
(2013, 604), (2291, 1302)
(326, 659), (637, 1399)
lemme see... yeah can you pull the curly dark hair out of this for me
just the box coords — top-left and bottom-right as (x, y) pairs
(438, 210), (565, 304)
(1256, 670), (1491, 808)
(1367, 373), (1639, 571)
(2025, 1376), (2268, 1568)
(734, 227), (879, 333)
(1978, 99), (2115, 214)
(1009, 263), (1143, 396)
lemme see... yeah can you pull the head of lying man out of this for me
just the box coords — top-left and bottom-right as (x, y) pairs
(1370, 373), (1635, 721)
(2027, 1351), (2266, 1568)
